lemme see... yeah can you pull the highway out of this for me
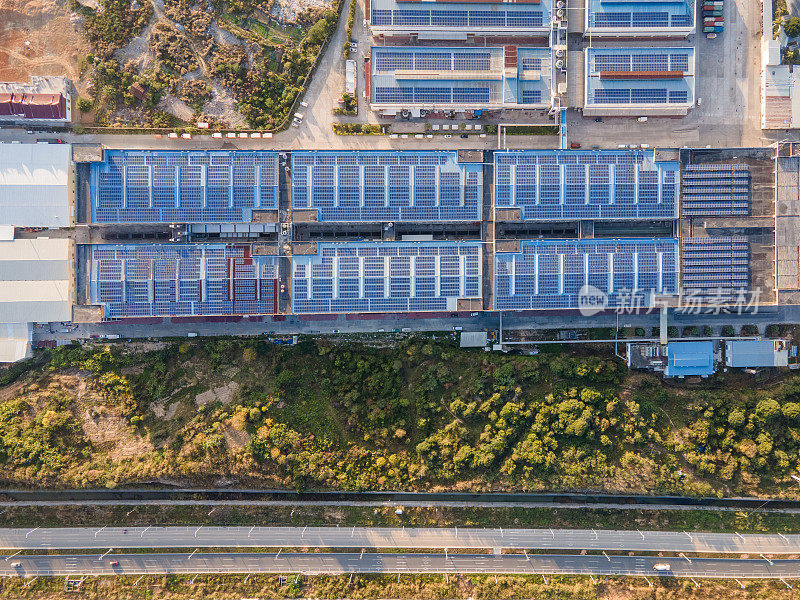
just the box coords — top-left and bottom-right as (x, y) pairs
(1, 552), (798, 579)
(3, 527), (800, 554)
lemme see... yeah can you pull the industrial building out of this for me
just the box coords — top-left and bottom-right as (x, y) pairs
(368, 0), (553, 40)
(291, 241), (483, 314)
(725, 340), (789, 368)
(0, 144), (782, 366)
(494, 238), (679, 310)
(368, 46), (555, 112)
(291, 150), (483, 222)
(89, 244), (280, 318)
(90, 150), (281, 223)
(0, 143), (74, 228)
(0, 76), (71, 123)
(583, 47), (695, 116)
(494, 149), (680, 220)
(665, 341), (715, 378)
(583, 0), (695, 37)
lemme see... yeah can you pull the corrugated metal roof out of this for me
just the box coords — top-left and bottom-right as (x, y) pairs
(725, 340), (789, 368)
(665, 341), (714, 377)
(0, 144), (71, 228)
(0, 322), (32, 363)
(0, 239), (72, 323)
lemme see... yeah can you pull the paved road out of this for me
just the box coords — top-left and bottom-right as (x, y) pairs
(4, 527), (800, 554)
(1, 552), (798, 578)
(33, 305), (792, 343)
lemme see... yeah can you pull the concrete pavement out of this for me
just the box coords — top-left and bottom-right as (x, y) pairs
(1, 552), (798, 578)
(3, 527), (800, 554)
(32, 305), (795, 343)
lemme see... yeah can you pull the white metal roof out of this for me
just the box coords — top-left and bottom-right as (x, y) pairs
(0, 322), (32, 363)
(0, 143), (71, 227)
(0, 238), (72, 323)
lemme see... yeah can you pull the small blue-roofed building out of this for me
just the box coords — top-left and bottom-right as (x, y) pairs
(369, 46), (553, 112)
(291, 241), (482, 314)
(585, 0), (695, 37)
(584, 47), (695, 116)
(291, 150), (482, 222)
(494, 238), (680, 310)
(90, 150), (280, 224)
(368, 0), (552, 39)
(89, 244), (280, 318)
(494, 149), (680, 221)
(665, 341), (715, 378)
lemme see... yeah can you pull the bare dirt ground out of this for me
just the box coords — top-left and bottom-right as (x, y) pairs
(0, 0), (89, 90)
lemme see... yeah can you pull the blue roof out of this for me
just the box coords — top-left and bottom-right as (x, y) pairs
(90, 150), (280, 224)
(494, 149), (679, 220)
(291, 150), (483, 222)
(370, 47), (552, 108)
(586, 48), (695, 107)
(292, 241), (482, 314)
(494, 238), (680, 310)
(370, 0), (551, 32)
(586, 0), (695, 30)
(90, 244), (280, 318)
(666, 341), (714, 377)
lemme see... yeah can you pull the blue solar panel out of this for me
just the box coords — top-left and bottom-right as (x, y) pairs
(682, 164), (751, 216)
(292, 151), (482, 222)
(494, 150), (679, 220)
(292, 242), (482, 313)
(371, 8), (546, 28)
(89, 244), (280, 318)
(90, 151), (280, 223)
(681, 237), (749, 301)
(495, 238), (680, 310)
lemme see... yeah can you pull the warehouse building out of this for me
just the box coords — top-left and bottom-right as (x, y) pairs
(0, 237), (74, 362)
(368, 0), (552, 40)
(291, 241), (482, 314)
(583, 47), (695, 116)
(0, 76), (71, 123)
(0, 143), (74, 228)
(88, 244), (280, 318)
(368, 46), (554, 113)
(584, 0), (695, 37)
(291, 150), (483, 222)
(725, 340), (789, 368)
(494, 238), (680, 310)
(665, 341), (715, 378)
(494, 149), (680, 220)
(90, 150), (281, 223)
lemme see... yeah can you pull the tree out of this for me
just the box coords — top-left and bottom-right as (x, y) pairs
(77, 97), (93, 113)
(755, 398), (782, 421)
(782, 401), (800, 422)
(785, 16), (800, 38)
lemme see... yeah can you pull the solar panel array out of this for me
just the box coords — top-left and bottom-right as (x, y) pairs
(494, 150), (679, 220)
(591, 11), (692, 28)
(495, 238), (680, 310)
(591, 88), (689, 104)
(681, 237), (749, 302)
(371, 8), (546, 28)
(291, 151), (482, 221)
(591, 52), (691, 73)
(291, 242), (482, 314)
(681, 164), (751, 216)
(90, 244), (279, 317)
(91, 150), (280, 223)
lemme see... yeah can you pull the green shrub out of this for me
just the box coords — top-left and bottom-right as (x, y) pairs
(785, 15), (800, 37)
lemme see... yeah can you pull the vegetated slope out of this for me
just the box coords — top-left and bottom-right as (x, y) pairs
(0, 338), (799, 495)
(76, 0), (338, 128)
